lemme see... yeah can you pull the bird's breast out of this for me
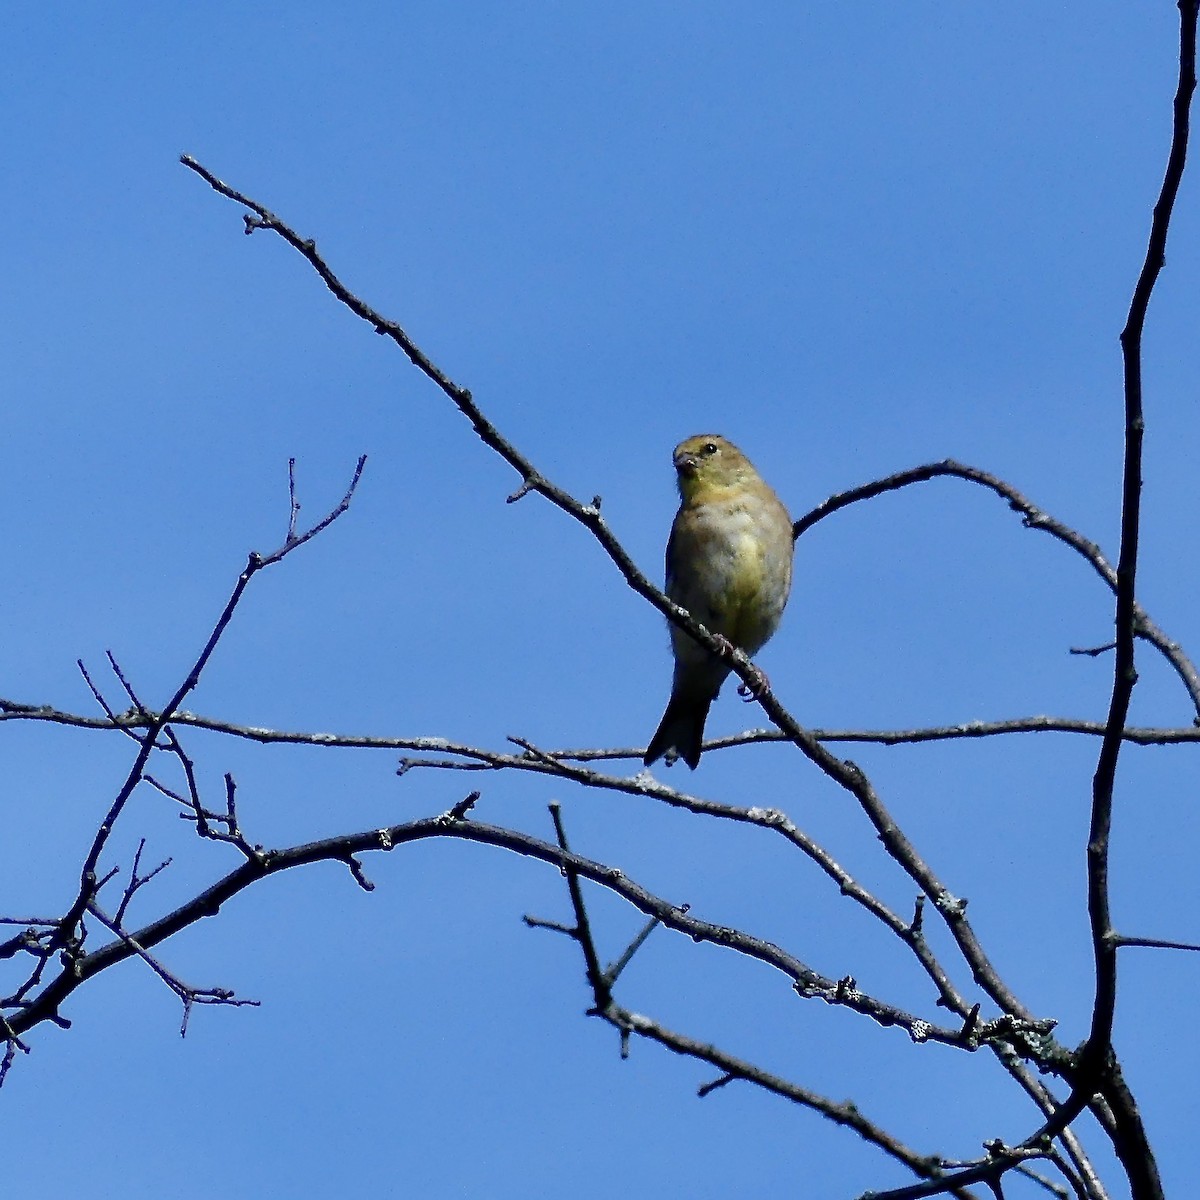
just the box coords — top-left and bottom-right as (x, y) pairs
(668, 500), (790, 655)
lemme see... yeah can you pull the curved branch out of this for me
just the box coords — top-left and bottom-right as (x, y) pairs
(793, 459), (1200, 719)
(7, 809), (1039, 1058)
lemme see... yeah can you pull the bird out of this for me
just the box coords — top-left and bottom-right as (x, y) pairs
(644, 434), (794, 769)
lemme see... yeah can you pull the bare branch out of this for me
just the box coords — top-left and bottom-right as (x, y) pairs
(7, 700), (1200, 749)
(258, 455), (366, 566)
(1111, 934), (1200, 953)
(411, 737), (980, 1021)
(76, 658), (148, 748)
(84, 902), (259, 1036)
(533, 811), (986, 1198)
(866, 5), (1199, 1197)
(105, 651), (149, 716)
(604, 915), (661, 988)
(1073, 9), (1199, 1200)
(545, 804), (610, 1010)
(617, 1000), (983, 1200)
(113, 840), (172, 929)
(7, 812), (1045, 1060)
(43, 455), (365, 994)
(793, 460), (1200, 717)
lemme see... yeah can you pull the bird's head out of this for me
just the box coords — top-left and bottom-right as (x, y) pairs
(672, 434), (754, 501)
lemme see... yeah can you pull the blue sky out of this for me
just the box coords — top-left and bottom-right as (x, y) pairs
(3, 4), (1199, 1196)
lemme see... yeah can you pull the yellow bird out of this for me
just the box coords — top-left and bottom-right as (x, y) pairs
(644, 435), (794, 769)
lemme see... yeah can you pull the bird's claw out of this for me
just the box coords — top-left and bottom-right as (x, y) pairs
(710, 632), (736, 658)
(737, 664), (770, 701)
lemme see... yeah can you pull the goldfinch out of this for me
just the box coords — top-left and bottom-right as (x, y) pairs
(644, 435), (793, 769)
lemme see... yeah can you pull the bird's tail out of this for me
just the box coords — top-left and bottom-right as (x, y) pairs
(644, 692), (713, 770)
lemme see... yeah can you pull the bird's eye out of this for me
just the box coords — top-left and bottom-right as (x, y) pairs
(702, 442), (718, 456)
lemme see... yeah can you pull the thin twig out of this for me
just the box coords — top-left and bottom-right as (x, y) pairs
(47, 456), (365, 976)
(1112, 934), (1200, 953)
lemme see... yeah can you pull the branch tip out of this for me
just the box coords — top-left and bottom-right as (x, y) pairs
(698, 1072), (736, 1099)
(442, 791), (481, 823)
(345, 856), (375, 892)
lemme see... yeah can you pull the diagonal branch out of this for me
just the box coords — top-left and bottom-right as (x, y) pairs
(84, 902), (259, 1035)
(529, 803), (987, 1200)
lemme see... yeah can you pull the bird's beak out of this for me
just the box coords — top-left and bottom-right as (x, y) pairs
(674, 451), (699, 477)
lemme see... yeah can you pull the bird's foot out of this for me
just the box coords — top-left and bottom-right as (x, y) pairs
(737, 664), (770, 702)
(709, 632), (736, 658)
